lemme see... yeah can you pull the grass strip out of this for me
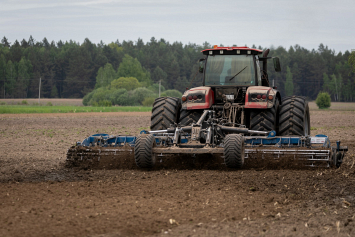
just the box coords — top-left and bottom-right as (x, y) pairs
(0, 105), (152, 114)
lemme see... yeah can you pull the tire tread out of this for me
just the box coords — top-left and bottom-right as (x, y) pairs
(279, 96), (310, 136)
(179, 109), (203, 126)
(224, 134), (244, 168)
(150, 97), (181, 130)
(250, 107), (276, 132)
(134, 134), (155, 168)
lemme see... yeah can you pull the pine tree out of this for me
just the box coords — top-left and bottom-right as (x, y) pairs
(16, 57), (30, 98)
(0, 54), (6, 98)
(63, 46), (94, 98)
(336, 74), (343, 101)
(174, 76), (189, 93)
(329, 74), (342, 101)
(28, 35), (35, 47)
(167, 59), (180, 89)
(51, 85), (58, 98)
(21, 39), (28, 48)
(284, 66), (294, 96)
(349, 51), (355, 73)
(151, 66), (168, 89)
(11, 40), (22, 62)
(42, 37), (50, 48)
(322, 73), (331, 92)
(5, 60), (16, 96)
(1, 37), (10, 47)
(291, 63), (301, 95)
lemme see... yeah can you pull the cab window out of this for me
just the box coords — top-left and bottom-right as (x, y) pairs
(205, 55), (256, 86)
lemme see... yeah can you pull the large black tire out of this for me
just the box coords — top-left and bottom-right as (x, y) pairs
(224, 134), (244, 168)
(179, 109), (203, 126)
(150, 97), (181, 130)
(249, 100), (279, 134)
(134, 134), (156, 168)
(279, 96), (310, 136)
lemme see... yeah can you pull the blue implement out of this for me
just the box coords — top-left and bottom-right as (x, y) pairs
(67, 130), (347, 168)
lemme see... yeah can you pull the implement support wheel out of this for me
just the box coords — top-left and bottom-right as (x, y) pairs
(134, 134), (156, 168)
(224, 134), (245, 169)
(332, 150), (343, 168)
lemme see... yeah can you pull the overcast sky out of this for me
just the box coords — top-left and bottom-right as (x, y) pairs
(1, 0), (354, 53)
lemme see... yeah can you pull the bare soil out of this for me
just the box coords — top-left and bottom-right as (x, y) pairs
(1, 110), (355, 237)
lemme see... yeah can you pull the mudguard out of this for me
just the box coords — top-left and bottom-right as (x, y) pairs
(245, 86), (279, 109)
(181, 86), (214, 110)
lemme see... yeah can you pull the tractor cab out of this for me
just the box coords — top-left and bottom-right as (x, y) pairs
(184, 46), (282, 106)
(201, 46), (263, 87)
(200, 46), (280, 87)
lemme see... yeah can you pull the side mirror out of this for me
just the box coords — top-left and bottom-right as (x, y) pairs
(198, 58), (205, 73)
(273, 57), (281, 72)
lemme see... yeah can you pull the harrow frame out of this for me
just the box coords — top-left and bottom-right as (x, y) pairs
(67, 128), (348, 168)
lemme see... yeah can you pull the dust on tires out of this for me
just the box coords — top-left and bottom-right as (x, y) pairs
(279, 96), (310, 136)
(224, 134), (244, 168)
(134, 134), (156, 168)
(150, 97), (181, 130)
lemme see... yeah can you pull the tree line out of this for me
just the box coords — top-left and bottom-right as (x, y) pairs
(0, 36), (354, 102)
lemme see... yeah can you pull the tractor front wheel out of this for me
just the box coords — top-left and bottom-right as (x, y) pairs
(224, 134), (244, 169)
(134, 134), (156, 168)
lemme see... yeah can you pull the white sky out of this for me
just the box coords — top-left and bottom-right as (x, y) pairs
(1, 0), (354, 53)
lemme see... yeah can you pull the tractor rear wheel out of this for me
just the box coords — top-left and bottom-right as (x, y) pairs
(279, 96), (310, 136)
(134, 134), (156, 168)
(249, 100), (279, 134)
(179, 109), (203, 126)
(224, 134), (244, 169)
(150, 97), (181, 130)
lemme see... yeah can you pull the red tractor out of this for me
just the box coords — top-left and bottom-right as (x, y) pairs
(150, 46), (310, 137)
(68, 46), (348, 170)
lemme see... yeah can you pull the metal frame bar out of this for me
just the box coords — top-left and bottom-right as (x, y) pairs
(71, 128), (347, 167)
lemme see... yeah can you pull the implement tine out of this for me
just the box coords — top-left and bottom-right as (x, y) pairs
(66, 144), (134, 167)
(244, 148), (332, 167)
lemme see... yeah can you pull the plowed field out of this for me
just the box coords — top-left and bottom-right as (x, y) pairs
(1, 110), (355, 236)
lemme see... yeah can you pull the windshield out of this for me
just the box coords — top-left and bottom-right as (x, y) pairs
(204, 55), (256, 86)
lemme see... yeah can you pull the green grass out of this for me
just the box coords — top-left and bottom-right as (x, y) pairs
(0, 105), (152, 114)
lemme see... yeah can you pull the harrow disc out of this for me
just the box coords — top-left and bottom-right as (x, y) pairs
(66, 145), (134, 169)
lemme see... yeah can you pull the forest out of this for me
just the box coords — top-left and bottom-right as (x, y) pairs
(0, 36), (354, 104)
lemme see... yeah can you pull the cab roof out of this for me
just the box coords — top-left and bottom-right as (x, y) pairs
(201, 46), (263, 55)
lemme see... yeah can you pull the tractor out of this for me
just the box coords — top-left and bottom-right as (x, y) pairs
(151, 46), (309, 137)
(67, 46), (347, 169)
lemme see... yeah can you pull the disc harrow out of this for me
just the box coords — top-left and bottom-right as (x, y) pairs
(66, 111), (348, 169)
